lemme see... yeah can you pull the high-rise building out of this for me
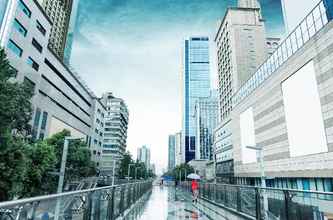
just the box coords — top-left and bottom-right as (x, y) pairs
(89, 97), (106, 167)
(175, 131), (183, 166)
(195, 91), (219, 160)
(137, 145), (151, 169)
(214, 0), (267, 183)
(37, 0), (73, 59)
(168, 135), (176, 170)
(64, 0), (79, 65)
(100, 92), (129, 175)
(182, 37), (211, 163)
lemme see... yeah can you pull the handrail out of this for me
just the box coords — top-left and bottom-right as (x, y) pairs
(0, 180), (151, 208)
(196, 181), (333, 195)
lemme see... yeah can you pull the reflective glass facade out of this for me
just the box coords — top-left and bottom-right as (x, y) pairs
(183, 37), (211, 162)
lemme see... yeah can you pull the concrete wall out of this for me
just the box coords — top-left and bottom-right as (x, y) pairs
(232, 21), (333, 178)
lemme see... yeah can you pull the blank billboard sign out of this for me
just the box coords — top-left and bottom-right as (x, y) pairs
(282, 60), (328, 157)
(240, 107), (257, 164)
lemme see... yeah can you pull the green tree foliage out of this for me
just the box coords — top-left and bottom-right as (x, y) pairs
(46, 130), (97, 189)
(0, 132), (28, 201)
(20, 141), (57, 198)
(0, 49), (34, 135)
(163, 163), (194, 181)
(119, 151), (134, 178)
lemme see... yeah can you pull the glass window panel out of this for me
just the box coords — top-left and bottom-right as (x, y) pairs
(13, 19), (27, 36)
(18, 0), (31, 18)
(7, 39), (23, 57)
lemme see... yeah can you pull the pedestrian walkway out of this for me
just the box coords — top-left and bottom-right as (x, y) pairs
(123, 186), (247, 220)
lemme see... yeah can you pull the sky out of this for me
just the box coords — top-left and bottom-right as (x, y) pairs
(70, 0), (285, 174)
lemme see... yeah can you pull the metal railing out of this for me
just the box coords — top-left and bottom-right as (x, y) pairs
(0, 181), (152, 220)
(180, 181), (333, 220)
(233, 0), (330, 106)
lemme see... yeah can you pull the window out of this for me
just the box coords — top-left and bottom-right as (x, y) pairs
(18, 0), (31, 18)
(23, 76), (35, 91)
(13, 19), (27, 36)
(36, 20), (46, 35)
(7, 40), (23, 57)
(32, 108), (41, 140)
(32, 38), (43, 53)
(27, 57), (39, 71)
(40, 112), (48, 130)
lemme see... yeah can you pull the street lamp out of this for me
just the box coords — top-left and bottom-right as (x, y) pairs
(246, 145), (268, 218)
(55, 136), (83, 220)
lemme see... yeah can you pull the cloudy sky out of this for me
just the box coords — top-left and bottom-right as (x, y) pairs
(70, 0), (285, 173)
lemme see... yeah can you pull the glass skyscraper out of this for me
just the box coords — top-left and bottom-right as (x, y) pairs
(182, 37), (211, 163)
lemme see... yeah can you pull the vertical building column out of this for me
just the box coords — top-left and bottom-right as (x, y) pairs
(324, 0), (333, 21)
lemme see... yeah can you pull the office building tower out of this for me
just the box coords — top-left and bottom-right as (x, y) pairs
(214, 0), (267, 183)
(168, 135), (176, 170)
(37, 0), (73, 59)
(0, 0), (94, 142)
(195, 91), (219, 160)
(100, 92), (129, 175)
(231, 0), (333, 190)
(182, 37), (211, 163)
(137, 145), (151, 169)
(175, 131), (183, 166)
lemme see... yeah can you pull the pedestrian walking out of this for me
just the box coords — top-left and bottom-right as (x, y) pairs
(191, 179), (199, 203)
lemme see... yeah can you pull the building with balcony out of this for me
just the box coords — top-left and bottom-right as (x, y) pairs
(36, 0), (72, 59)
(100, 92), (129, 175)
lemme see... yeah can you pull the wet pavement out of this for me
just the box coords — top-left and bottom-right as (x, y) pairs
(123, 186), (247, 220)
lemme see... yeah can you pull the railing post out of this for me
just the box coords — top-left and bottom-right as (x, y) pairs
(107, 188), (115, 220)
(119, 186), (125, 215)
(255, 187), (262, 220)
(236, 187), (242, 212)
(284, 190), (291, 220)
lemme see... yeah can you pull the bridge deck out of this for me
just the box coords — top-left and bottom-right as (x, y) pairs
(124, 186), (247, 220)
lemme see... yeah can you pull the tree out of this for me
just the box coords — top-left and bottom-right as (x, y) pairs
(0, 48), (34, 136)
(119, 151), (134, 179)
(0, 132), (28, 201)
(20, 141), (56, 198)
(45, 130), (97, 192)
(0, 48), (34, 201)
(162, 163), (194, 181)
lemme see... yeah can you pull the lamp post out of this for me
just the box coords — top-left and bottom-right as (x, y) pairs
(246, 145), (268, 219)
(55, 136), (83, 220)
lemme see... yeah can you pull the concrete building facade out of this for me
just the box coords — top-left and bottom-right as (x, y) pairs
(214, 0), (267, 183)
(0, 0), (93, 142)
(231, 1), (333, 190)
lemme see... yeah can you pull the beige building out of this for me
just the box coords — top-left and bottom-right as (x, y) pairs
(232, 1), (333, 190)
(37, 0), (72, 59)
